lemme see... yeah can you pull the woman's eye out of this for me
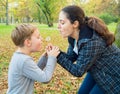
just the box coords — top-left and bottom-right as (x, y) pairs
(61, 22), (64, 25)
(59, 20), (64, 24)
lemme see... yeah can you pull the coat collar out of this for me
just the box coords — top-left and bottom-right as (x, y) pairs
(79, 25), (93, 40)
(68, 25), (93, 47)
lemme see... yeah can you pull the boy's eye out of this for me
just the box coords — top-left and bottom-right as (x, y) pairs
(37, 36), (40, 39)
(37, 36), (42, 40)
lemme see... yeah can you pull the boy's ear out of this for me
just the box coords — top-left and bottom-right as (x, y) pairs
(73, 20), (79, 28)
(24, 39), (31, 47)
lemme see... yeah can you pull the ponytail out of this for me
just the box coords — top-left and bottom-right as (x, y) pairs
(85, 16), (115, 46)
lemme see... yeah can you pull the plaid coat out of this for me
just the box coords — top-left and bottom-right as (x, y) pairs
(57, 25), (120, 94)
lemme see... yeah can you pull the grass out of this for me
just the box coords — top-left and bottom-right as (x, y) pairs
(107, 22), (117, 32)
(0, 22), (116, 34)
(0, 24), (15, 33)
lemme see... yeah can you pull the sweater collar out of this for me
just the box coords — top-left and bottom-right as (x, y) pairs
(68, 25), (93, 47)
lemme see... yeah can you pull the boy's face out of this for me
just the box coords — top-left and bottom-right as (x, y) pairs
(30, 29), (43, 52)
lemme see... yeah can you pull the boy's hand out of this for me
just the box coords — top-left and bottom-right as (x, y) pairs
(46, 46), (60, 57)
(46, 43), (53, 51)
(41, 51), (47, 57)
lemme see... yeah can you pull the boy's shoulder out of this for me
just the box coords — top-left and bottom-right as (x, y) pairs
(13, 52), (31, 60)
(10, 52), (32, 69)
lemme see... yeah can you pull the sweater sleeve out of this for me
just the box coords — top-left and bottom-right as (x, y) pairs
(37, 56), (48, 70)
(22, 56), (56, 82)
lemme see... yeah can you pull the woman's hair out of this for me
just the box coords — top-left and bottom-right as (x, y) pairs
(11, 24), (37, 47)
(61, 5), (115, 46)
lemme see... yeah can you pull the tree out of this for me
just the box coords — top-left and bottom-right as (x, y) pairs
(0, 0), (9, 25)
(13, 0), (38, 23)
(6, 0), (38, 23)
(36, 0), (55, 27)
(35, 0), (67, 27)
(115, 0), (120, 16)
(79, 0), (118, 16)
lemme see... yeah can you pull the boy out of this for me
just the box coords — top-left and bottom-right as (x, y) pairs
(7, 24), (60, 94)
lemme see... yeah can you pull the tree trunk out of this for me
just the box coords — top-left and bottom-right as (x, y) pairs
(36, 2), (53, 27)
(6, 0), (9, 25)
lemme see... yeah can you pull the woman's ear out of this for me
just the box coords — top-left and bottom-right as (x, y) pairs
(24, 39), (31, 47)
(73, 21), (79, 28)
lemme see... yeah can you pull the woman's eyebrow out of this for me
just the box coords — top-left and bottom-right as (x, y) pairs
(59, 19), (65, 22)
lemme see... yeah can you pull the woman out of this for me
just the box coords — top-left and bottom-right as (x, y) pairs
(56, 5), (120, 94)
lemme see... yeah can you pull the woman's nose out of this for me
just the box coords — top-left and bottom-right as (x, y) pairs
(57, 24), (61, 29)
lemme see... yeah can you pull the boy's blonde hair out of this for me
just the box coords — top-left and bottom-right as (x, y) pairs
(11, 24), (37, 47)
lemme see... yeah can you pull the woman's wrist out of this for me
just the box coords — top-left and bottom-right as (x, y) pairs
(56, 50), (62, 59)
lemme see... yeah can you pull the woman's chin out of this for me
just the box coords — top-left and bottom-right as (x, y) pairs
(61, 34), (66, 38)
(60, 33), (66, 38)
(63, 36), (67, 38)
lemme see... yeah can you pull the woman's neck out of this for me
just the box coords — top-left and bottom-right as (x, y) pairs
(71, 29), (80, 42)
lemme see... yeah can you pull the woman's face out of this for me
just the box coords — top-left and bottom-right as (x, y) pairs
(58, 11), (75, 38)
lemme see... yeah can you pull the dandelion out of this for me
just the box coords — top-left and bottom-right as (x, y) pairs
(45, 36), (51, 42)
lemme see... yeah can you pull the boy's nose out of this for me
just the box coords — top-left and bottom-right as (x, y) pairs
(40, 36), (43, 41)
